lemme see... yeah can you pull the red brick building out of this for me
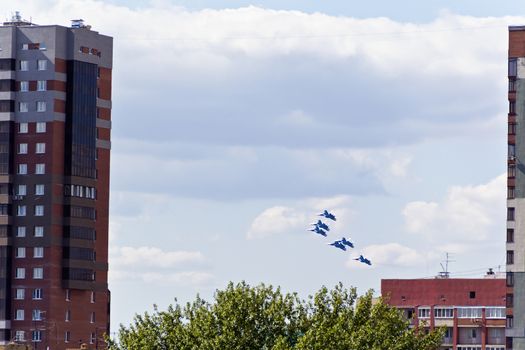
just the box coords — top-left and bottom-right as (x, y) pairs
(382, 276), (506, 350)
(0, 14), (112, 349)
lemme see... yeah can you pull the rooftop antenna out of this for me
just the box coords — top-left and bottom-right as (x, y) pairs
(438, 252), (455, 278)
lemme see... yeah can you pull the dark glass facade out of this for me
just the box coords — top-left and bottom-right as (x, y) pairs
(0, 122), (13, 174)
(0, 245), (11, 342)
(65, 60), (97, 179)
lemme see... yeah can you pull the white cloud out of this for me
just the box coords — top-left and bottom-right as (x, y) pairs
(247, 196), (355, 239)
(22, 2), (514, 76)
(140, 271), (214, 286)
(110, 270), (214, 286)
(110, 246), (213, 286)
(247, 206), (307, 239)
(402, 174), (506, 242)
(111, 246), (205, 269)
(345, 242), (439, 270)
(389, 155), (412, 178)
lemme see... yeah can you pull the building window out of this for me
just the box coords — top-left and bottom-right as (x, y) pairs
(0, 204), (7, 216)
(37, 80), (46, 91)
(18, 143), (27, 154)
(443, 327), (453, 340)
(508, 207), (515, 221)
(19, 102), (28, 112)
(65, 331), (70, 342)
(15, 309), (24, 320)
(65, 289), (71, 301)
(90, 332), (96, 344)
(91, 291), (96, 303)
(15, 309), (25, 321)
(15, 288), (25, 300)
(507, 293), (514, 308)
(36, 122), (46, 133)
(507, 271), (515, 287)
(17, 226), (26, 237)
(36, 143), (45, 154)
(469, 291), (476, 299)
(18, 122), (28, 133)
(457, 307), (482, 318)
(19, 60), (28, 71)
(508, 250), (515, 264)
(34, 205), (44, 216)
(65, 309), (71, 322)
(20, 81), (28, 92)
(37, 60), (47, 71)
(510, 101), (516, 114)
(36, 101), (46, 112)
(16, 184), (26, 196)
(508, 187), (515, 199)
(434, 307), (453, 318)
(32, 330), (42, 342)
(34, 247), (43, 258)
(18, 164), (27, 175)
(15, 268), (25, 279)
(508, 228), (515, 243)
(418, 307), (430, 318)
(17, 205), (26, 216)
(32, 288), (43, 300)
(34, 226), (44, 237)
(507, 315), (514, 328)
(509, 144), (516, 159)
(509, 58), (518, 77)
(35, 163), (45, 174)
(33, 267), (43, 279)
(15, 331), (25, 341)
(509, 122), (517, 134)
(509, 164), (516, 178)
(35, 184), (44, 195)
(32, 309), (43, 321)
(15, 247), (25, 258)
(486, 307), (505, 319)
(509, 79), (517, 92)
(90, 312), (95, 323)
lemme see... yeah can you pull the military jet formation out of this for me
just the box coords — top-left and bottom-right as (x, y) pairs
(309, 210), (371, 266)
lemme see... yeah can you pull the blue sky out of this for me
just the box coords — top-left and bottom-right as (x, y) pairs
(104, 0), (524, 22)
(8, 0), (525, 333)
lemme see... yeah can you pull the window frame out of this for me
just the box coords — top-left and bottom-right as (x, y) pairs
(17, 163), (27, 175)
(34, 226), (44, 237)
(37, 80), (46, 91)
(15, 289), (25, 300)
(35, 184), (44, 196)
(37, 59), (47, 71)
(20, 81), (28, 92)
(18, 102), (28, 113)
(36, 122), (46, 133)
(35, 163), (45, 174)
(33, 267), (43, 279)
(33, 247), (44, 258)
(35, 142), (45, 154)
(36, 101), (46, 112)
(34, 205), (44, 216)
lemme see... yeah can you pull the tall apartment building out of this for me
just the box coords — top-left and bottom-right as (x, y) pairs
(0, 13), (112, 349)
(507, 25), (525, 350)
(382, 276), (506, 350)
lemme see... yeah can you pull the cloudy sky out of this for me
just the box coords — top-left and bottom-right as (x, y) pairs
(5, 0), (524, 332)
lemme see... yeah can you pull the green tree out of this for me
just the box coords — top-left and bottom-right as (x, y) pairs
(108, 282), (443, 350)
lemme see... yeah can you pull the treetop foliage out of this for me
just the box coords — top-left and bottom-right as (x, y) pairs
(109, 281), (443, 350)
